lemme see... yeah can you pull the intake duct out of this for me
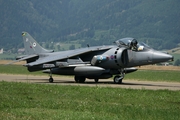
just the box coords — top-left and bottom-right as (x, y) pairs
(114, 47), (128, 67)
(91, 47), (129, 68)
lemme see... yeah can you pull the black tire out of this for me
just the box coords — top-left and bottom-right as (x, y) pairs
(118, 78), (122, 84)
(74, 76), (79, 83)
(113, 76), (122, 84)
(49, 77), (54, 83)
(74, 76), (86, 83)
(79, 77), (86, 83)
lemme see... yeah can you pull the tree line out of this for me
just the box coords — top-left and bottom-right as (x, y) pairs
(0, 0), (180, 51)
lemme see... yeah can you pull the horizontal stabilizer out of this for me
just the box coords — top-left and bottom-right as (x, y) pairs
(6, 54), (38, 65)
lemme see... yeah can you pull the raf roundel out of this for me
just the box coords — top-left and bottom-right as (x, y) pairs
(33, 42), (36, 47)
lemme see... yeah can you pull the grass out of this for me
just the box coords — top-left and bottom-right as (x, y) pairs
(0, 54), (17, 60)
(1, 64), (180, 119)
(0, 65), (43, 75)
(125, 70), (180, 82)
(172, 53), (180, 61)
(0, 81), (180, 120)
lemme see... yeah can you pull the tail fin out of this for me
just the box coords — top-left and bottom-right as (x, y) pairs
(22, 32), (53, 55)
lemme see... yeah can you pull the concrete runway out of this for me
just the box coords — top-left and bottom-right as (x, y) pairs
(0, 74), (180, 91)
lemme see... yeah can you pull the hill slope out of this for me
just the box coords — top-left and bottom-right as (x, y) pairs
(0, 0), (180, 50)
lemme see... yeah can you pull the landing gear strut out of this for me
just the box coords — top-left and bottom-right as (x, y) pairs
(94, 78), (99, 83)
(114, 73), (124, 84)
(49, 69), (54, 83)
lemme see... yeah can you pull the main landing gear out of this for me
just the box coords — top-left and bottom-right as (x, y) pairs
(74, 76), (99, 83)
(74, 76), (86, 83)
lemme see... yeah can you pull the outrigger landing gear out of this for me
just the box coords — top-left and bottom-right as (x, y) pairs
(49, 69), (54, 83)
(49, 77), (54, 83)
(94, 78), (99, 83)
(114, 73), (124, 84)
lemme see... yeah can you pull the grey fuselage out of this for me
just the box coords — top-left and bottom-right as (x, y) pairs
(30, 44), (173, 79)
(18, 32), (173, 82)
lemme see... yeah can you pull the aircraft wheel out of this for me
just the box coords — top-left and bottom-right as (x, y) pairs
(114, 76), (122, 84)
(74, 76), (86, 83)
(94, 78), (99, 83)
(79, 77), (86, 83)
(49, 77), (54, 83)
(74, 76), (79, 83)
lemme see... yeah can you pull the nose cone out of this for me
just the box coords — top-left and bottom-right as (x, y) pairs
(153, 51), (173, 63)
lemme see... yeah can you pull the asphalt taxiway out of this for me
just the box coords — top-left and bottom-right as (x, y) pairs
(0, 74), (180, 91)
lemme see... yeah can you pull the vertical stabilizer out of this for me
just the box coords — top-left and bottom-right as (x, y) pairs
(22, 32), (53, 55)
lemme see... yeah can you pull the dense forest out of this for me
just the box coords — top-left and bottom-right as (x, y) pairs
(0, 0), (180, 51)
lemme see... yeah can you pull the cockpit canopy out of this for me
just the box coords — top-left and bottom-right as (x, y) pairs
(114, 37), (152, 51)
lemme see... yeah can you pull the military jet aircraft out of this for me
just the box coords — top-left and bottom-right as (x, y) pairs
(12, 32), (173, 84)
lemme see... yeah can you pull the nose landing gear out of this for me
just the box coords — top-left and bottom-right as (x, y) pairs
(114, 71), (124, 84)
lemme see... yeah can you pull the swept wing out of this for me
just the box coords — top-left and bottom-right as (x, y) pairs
(26, 46), (113, 66)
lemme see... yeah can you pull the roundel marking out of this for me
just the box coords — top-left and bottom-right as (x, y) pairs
(33, 42), (36, 47)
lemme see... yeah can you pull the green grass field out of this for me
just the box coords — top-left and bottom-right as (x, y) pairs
(172, 53), (180, 61)
(0, 82), (180, 120)
(1, 65), (180, 119)
(0, 54), (17, 60)
(0, 65), (43, 75)
(125, 70), (180, 82)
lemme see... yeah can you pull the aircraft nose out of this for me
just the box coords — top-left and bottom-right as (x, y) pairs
(153, 51), (173, 63)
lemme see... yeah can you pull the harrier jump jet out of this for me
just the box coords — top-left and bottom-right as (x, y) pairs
(13, 32), (173, 83)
